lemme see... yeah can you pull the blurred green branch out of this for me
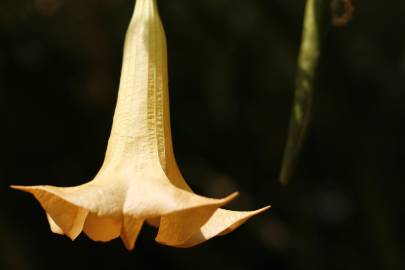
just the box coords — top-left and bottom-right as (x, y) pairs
(280, 0), (327, 185)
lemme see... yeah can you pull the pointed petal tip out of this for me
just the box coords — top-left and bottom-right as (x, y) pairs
(120, 217), (143, 251)
(66, 233), (79, 241)
(10, 185), (44, 193)
(10, 185), (27, 190)
(221, 191), (239, 204)
(47, 215), (79, 241)
(254, 205), (272, 215)
(10, 185), (44, 196)
(121, 238), (134, 251)
(216, 205), (271, 237)
(121, 235), (137, 251)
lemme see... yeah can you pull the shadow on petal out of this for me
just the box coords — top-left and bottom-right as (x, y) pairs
(83, 212), (122, 242)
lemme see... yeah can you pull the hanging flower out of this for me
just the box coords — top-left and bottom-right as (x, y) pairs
(12, 0), (269, 250)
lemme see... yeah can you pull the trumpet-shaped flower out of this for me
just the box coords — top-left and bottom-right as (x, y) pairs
(12, 0), (270, 250)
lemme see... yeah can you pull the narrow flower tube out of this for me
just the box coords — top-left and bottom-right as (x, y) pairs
(12, 0), (269, 250)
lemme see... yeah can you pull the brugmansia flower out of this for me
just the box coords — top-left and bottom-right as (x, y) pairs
(12, 0), (269, 250)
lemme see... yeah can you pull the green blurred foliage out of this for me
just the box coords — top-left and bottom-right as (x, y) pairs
(0, 0), (404, 270)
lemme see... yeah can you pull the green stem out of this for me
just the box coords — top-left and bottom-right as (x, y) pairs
(280, 0), (326, 185)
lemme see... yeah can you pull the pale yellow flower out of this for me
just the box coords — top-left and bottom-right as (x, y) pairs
(12, 0), (269, 250)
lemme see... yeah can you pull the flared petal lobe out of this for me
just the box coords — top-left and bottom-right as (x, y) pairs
(11, 168), (238, 249)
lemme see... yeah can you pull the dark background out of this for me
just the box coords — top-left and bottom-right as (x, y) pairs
(1, 0), (404, 269)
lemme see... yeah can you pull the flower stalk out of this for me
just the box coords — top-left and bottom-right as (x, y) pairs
(280, 0), (327, 185)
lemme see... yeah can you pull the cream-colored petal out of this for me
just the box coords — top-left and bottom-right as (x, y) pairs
(12, 185), (89, 240)
(120, 216), (144, 250)
(171, 206), (271, 248)
(83, 212), (122, 242)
